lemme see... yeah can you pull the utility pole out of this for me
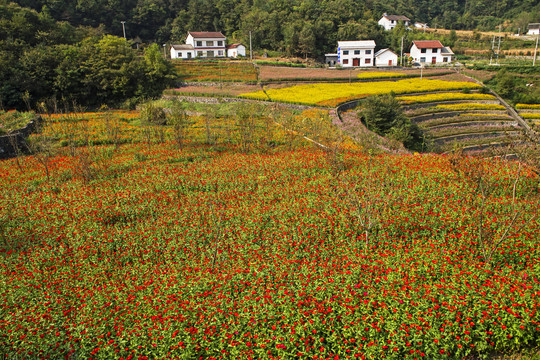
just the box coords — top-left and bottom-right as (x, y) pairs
(489, 34), (495, 65)
(249, 31), (253, 61)
(496, 24), (502, 65)
(400, 36), (404, 66)
(121, 21), (126, 39)
(534, 35), (539, 66)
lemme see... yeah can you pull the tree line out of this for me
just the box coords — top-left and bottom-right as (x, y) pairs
(13, 0), (540, 45)
(0, 1), (176, 110)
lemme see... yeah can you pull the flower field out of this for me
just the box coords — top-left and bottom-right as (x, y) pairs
(1, 133), (540, 359)
(173, 61), (258, 83)
(398, 93), (496, 104)
(40, 112), (141, 146)
(516, 104), (540, 109)
(239, 79), (482, 106)
(435, 104), (506, 111)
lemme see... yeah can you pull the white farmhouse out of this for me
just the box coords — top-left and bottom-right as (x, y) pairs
(337, 40), (376, 67)
(378, 14), (411, 31)
(410, 40), (453, 65)
(226, 43), (246, 58)
(375, 48), (398, 66)
(171, 31), (227, 59)
(528, 23), (540, 35)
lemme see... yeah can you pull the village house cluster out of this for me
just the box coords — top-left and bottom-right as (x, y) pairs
(173, 14), (455, 67)
(325, 39), (454, 68)
(324, 14), (454, 68)
(170, 32), (246, 59)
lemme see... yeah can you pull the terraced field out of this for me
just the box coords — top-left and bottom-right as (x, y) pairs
(400, 92), (524, 154)
(516, 103), (540, 131)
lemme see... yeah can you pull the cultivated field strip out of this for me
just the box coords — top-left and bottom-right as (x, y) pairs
(515, 103), (540, 130)
(402, 92), (526, 153)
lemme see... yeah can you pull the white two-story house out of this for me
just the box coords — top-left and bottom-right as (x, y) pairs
(410, 40), (454, 64)
(337, 40), (376, 67)
(171, 31), (227, 59)
(378, 14), (411, 31)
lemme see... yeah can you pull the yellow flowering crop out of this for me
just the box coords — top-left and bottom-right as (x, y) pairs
(399, 93), (496, 103)
(520, 113), (540, 119)
(239, 79), (481, 106)
(435, 103), (505, 111)
(516, 104), (540, 109)
(357, 72), (407, 79)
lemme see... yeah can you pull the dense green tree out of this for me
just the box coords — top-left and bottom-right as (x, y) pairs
(361, 94), (423, 151)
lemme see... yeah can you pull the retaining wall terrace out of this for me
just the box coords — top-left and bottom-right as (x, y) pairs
(0, 116), (42, 159)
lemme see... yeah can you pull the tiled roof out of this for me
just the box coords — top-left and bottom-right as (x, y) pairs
(413, 40), (444, 49)
(188, 32), (226, 39)
(383, 15), (410, 21)
(226, 43), (244, 49)
(171, 44), (194, 50)
(375, 48), (397, 57)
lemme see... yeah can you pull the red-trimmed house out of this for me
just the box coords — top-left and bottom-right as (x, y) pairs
(410, 40), (454, 65)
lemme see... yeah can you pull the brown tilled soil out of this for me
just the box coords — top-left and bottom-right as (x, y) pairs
(258, 66), (452, 81)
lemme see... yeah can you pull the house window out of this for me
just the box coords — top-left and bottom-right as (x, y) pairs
(433, 48), (438, 53)
(420, 57), (426, 62)
(207, 41), (214, 46)
(178, 52), (182, 57)
(196, 41), (202, 46)
(197, 51), (203, 57)
(218, 50), (224, 56)
(343, 59), (349, 64)
(365, 49), (371, 54)
(365, 58), (371, 64)
(217, 41), (223, 46)
(443, 57), (448, 62)
(354, 50), (360, 55)
(187, 52), (192, 58)
(421, 48), (426, 53)
(343, 50), (349, 55)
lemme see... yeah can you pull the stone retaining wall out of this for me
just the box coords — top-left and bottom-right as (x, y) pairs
(0, 115), (42, 159)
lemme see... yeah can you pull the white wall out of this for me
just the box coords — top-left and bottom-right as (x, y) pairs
(227, 45), (246, 58)
(171, 48), (195, 59)
(376, 51), (398, 66)
(410, 45), (451, 64)
(338, 48), (375, 67)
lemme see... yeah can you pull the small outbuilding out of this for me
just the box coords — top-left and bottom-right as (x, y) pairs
(226, 43), (246, 58)
(528, 23), (540, 36)
(325, 53), (338, 67)
(170, 44), (195, 59)
(375, 48), (398, 67)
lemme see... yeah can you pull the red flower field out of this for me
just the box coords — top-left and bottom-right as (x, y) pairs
(0, 113), (539, 359)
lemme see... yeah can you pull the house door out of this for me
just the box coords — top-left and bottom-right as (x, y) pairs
(388, 59), (393, 66)
(431, 57), (436, 64)
(353, 58), (360, 67)
(207, 50), (215, 57)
